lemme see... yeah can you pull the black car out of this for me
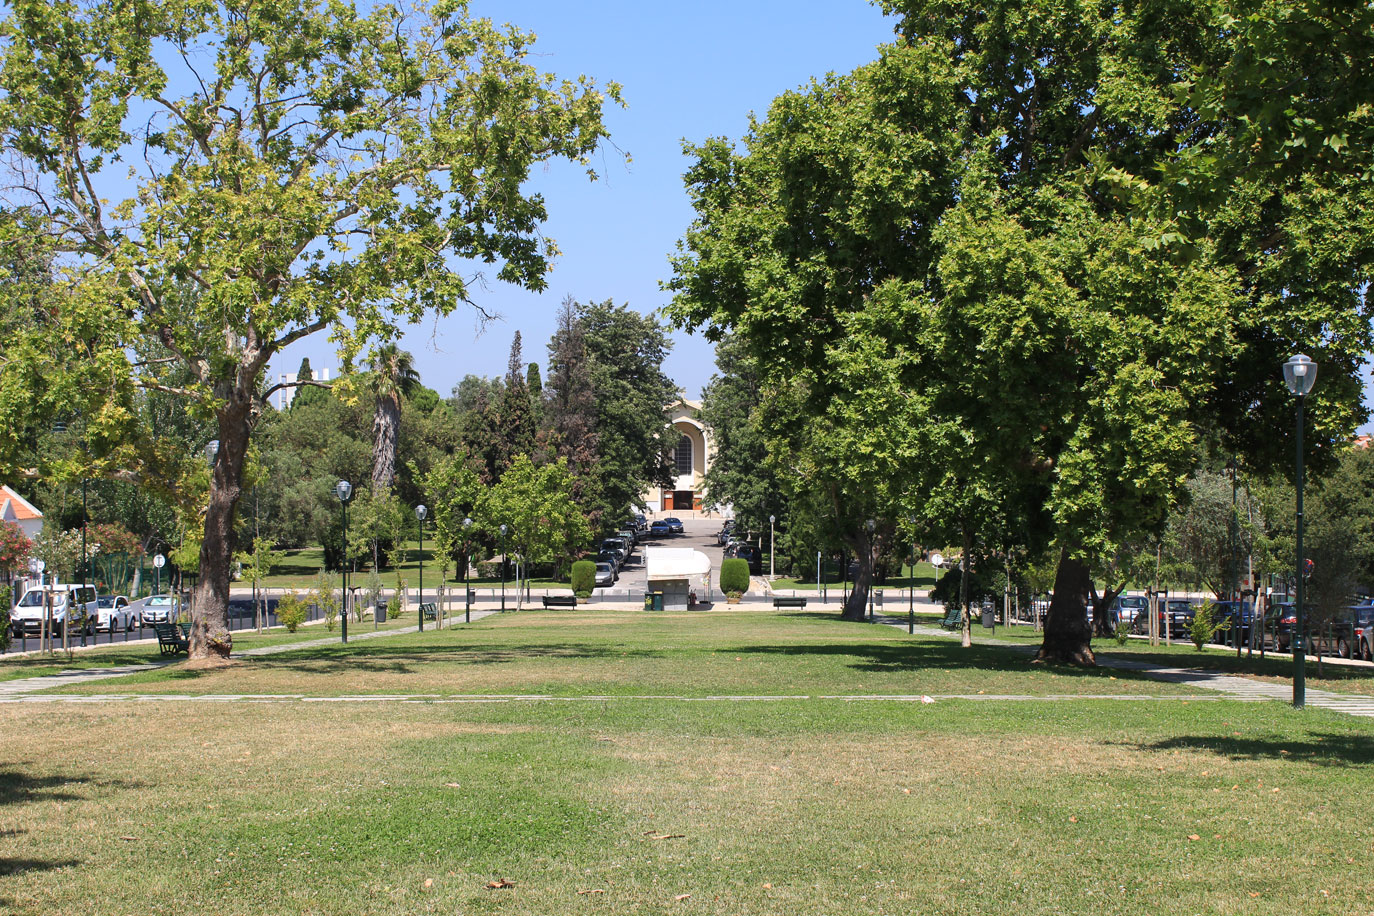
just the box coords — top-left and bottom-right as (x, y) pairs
(727, 542), (762, 575)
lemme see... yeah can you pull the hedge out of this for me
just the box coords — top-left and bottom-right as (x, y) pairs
(571, 560), (597, 598)
(720, 558), (750, 595)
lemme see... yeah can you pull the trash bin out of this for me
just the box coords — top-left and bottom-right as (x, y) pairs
(645, 591), (665, 611)
(375, 602), (387, 623)
(981, 606), (994, 629)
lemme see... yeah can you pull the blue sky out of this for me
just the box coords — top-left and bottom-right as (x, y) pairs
(272, 0), (899, 401)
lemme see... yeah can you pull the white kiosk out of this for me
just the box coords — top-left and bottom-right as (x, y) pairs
(644, 547), (713, 610)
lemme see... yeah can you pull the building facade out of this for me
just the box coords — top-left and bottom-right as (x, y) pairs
(645, 399), (714, 513)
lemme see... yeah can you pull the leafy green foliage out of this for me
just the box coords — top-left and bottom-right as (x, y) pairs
(311, 571), (339, 632)
(275, 591), (307, 633)
(570, 560), (596, 598)
(719, 558), (750, 596)
(1188, 601), (1230, 651)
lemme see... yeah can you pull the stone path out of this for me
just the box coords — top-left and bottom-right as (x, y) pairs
(882, 617), (1374, 719)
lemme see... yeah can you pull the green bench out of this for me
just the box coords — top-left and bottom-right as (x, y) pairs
(419, 602), (437, 621)
(153, 622), (189, 656)
(940, 605), (964, 630)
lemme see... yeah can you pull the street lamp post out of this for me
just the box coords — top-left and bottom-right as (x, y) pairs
(153, 552), (165, 596)
(415, 504), (427, 632)
(1284, 354), (1317, 709)
(769, 515), (776, 580)
(335, 480), (354, 644)
(79, 477), (88, 647)
(499, 524), (508, 611)
(462, 518), (474, 623)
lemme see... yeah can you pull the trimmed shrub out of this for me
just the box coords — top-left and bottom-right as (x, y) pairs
(720, 558), (750, 597)
(277, 590), (308, 633)
(571, 560), (596, 598)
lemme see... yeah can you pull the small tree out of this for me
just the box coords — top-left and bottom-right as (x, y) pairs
(0, 520), (33, 582)
(236, 536), (283, 631)
(311, 571), (340, 632)
(276, 591), (308, 633)
(571, 560), (596, 598)
(720, 558), (750, 599)
(1187, 600), (1230, 651)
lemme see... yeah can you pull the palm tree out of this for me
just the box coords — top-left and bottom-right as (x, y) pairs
(367, 344), (421, 491)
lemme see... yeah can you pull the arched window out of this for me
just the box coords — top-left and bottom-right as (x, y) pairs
(675, 433), (693, 475)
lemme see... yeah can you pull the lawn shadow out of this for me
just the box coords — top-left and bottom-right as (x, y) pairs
(734, 639), (1165, 684)
(159, 641), (671, 680)
(0, 766), (143, 808)
(1125, 732), (1374, 768)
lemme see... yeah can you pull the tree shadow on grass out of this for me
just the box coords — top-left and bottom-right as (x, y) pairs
(1125, 732), (1374, 768)
(161, 642), (668, 680)
(733, 640), (1164, 684)
(0, 766), (142, 808)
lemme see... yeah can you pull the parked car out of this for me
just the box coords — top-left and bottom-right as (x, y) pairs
(617, 528), (639, 550)
(633, 513), (649, 533)
(601, 538), (629, 564)
(727, 543), (762, 575)
(1115, 595), (1148, 630)
(597, 550), (621, 574)
(1352, 606), (1374, 662)
(1273, 602), (1298, 652)
(716, 521), (736, 546)
(1131, 598), (1195, 637)
(94, 594), (134, 632)
(664, 517), (684, 534)
(1207, 600), (1258, 645)
(594, 562), (616, 588)
(10, 584), (100, 638)
(650, 520), (672, 538)
(140, 593), (181, 625)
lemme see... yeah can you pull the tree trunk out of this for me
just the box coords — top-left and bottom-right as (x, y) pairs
(1035, 547), (1096, 666)
(960, 527), (973, 648)
(1093, 584), (1123, 637)
(372, 395), (400, 491)
(190, 399), (251, 660)
(841, 538), (872, 621)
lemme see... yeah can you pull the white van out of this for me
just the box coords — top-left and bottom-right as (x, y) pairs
(10, 584), (100, 638)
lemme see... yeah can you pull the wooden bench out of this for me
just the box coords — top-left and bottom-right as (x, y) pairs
(542, 595), (577, 609)
(773, 597), (807, 609)
(419, 602), (437, 621)
(153, 622), (189, 656)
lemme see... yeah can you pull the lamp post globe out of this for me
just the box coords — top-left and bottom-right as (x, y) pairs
(1284, 354), (1317, 708)
(206, 439), (220, 468)
(335, 480), (353, 643)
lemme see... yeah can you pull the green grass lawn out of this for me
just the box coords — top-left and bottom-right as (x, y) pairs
(4, 609), (1374, 915)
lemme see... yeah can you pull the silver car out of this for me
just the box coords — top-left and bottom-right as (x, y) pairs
(595, 562), (616, 588)
(140, 594), (181, 625)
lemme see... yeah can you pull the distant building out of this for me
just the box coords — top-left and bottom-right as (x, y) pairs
(276, 366), (332, 410)
(644, 399), (713, 513)
(0, 485), (43, 539)
(1354, 434), (1372, 450)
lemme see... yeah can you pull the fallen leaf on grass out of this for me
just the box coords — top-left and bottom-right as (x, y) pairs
(921, 695), (935, 704)
(645, 832), (686, 840)
(1188, 834), (1201, 841)
(444, 782), (461, 788)
(578, 889), (606, 895)
(1069, 816), (1078, 823)
(902, 788), (910, 795)
(486, 878), (516, 889)
(675, 893), (692, 901)
(1249, 892), (1261, 898)
(424, 879), (433, 888)
(762, 883), (773, 889)
(1271, 787), (1281, 793)
(118, 836), (137, 842)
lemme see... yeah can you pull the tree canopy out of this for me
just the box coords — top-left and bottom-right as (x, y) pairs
(0, 0), (621, 657)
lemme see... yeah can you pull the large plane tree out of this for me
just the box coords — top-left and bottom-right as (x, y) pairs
(0, 0), (621, 659)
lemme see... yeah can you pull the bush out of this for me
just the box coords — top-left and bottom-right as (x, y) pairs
(476, 558), (503, 579)
(1188, 600), (1229, 650)
(570, 560), (596, 598)
(720, 558), (750, 597)
(387, 592), (402, 620)
(311, 572), (339, 632)
(276, 590), (308, 633)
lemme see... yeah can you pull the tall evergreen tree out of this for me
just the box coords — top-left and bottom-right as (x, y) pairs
(543, 296), (603, 524)
(493, 333), (536, 475)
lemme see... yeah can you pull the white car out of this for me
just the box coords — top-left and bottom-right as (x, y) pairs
(139, 594), (181, 625)
(10, 585), (99, 638)
(94, 595), (134, 632)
